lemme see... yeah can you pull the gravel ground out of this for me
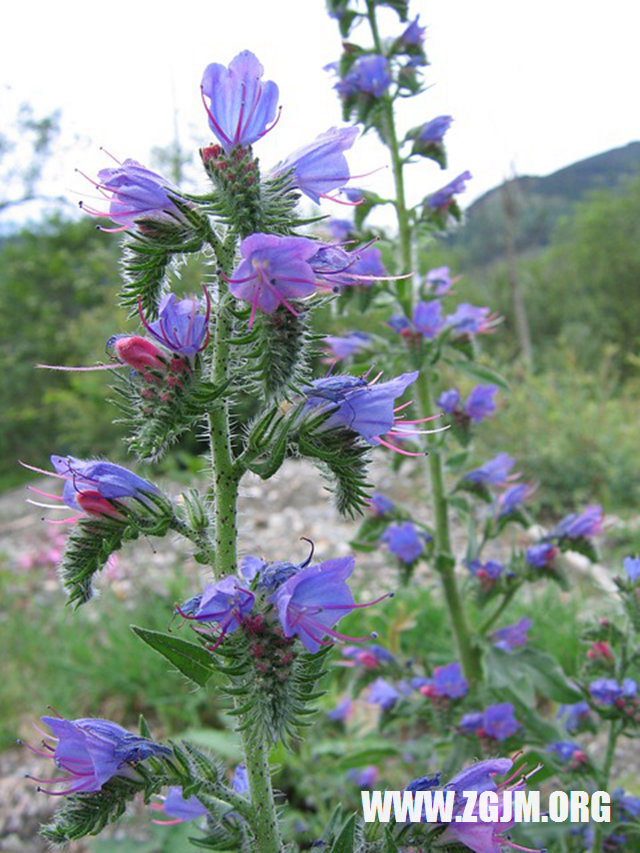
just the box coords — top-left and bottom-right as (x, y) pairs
(0, 457), (631, 849)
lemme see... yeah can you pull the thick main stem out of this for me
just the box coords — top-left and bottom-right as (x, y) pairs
(208, 283), (281, 852)
(591, 720), (618, 853)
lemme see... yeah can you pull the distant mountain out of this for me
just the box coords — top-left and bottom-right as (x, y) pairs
(446, 142), (640, 266)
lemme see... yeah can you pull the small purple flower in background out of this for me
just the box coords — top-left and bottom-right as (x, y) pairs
(467, 558), (504, 586)
(482, 703), (520, 741)
(427, 170), (471, 211)
(459, 711), (484, 734)
(547, 741), (587, 765)
(327, 697), (352, 722)
(201, 51), (279, 151)
(273, 126), (359, 204)
(426, 264), (454, 294)
(415, 117), (453, 148)
(341, 643), (395, 668)
(437, 388), (461, 414)
(270, 556), (389, 654)
(464, 452), (515, 486)
(224, 233), (319, 326)
(382, 521), (429, 563)
(615, 790), (640, 819)
(24, 716), (170, 795)
(398, 15), (426, 47)
(323, 331), (370, 361)
(526, 542), (557, 569)
(492, 617), (533, 651)
(140, 292), (210, 356)
(589, 678), (622, 705)
(151, 786), (208, 825)
(340, 244), (387, 283)
(624, 556), (640, 582)
(326, 218), (354, 241)
(552, 504), (603, 539)
(367, 678), (400, 710)
(232, 763), (250, 795)
(428, 662), (468, 699)
(412, 300), (444, 338)
(622, 678), (638, 698)
(369, 493), (394, 516)
(388, 312), (411, 334)
(347, 765), (379, 788)
(336, 55), (391, 98)
(446, 302), (499, 337)
(79, 159), (182, 233)
(497, 482), (532, 517)
(464, 384), (498, 423)
(557, 701), (592, 733)
(177, 576), (255, 649)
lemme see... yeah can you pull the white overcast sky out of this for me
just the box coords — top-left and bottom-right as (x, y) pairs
(3, 0), (640, 222)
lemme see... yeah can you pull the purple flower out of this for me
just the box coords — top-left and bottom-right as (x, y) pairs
(497, 483), (531, 516)
(388, 312), (411, 333)
(80, 159), (182, 232)
(492, 617), (532, 651)
(412, 300), (444, 338)
(445, 302), (495, 336)
(341, 644), (395, 668)
(482, 703), (519, 741)
(369, 493), (394, 515)
(338, 244), (387, 283)
(547, 741), (585, 764)
(557, 701), (592, 733)
(526, 542), (557, 568)
(552, 504), (603, 539)
(326, 218), (354, 241)
(427, 170), (471, 211)
(178, 576), (254, 648)
(367, 678), (400, 710)
(426, 264), (454, 294)
(347, 766), (379, 788)
(201, 51), (279, 151)
(616, 790), (640, 819)
(459, 711), (484, 734)
(399, 15), (426, 47)
(225, 233), (319, 326)
(41, 455), (158, 518)
(589, 678), (622, 705)
(624, 556), (640, 582)
(327, 697), (352, 722)
(323, 332), (370, 361)
(232, 763), (250, 795)
(382, 521), (427, 563)
(432, 662), (468, 698)
(464, 384), (498, 422)
(152, 787), (208, 824)
(467, 559), (505, 583)
(141, 292), (210, 356)
(336, 55), (391, 98)
(273, 126), (359, 204)
(28, 716), (170, 795)
(418, 117), (453, 146)
(445, 758), (513, 796)
(269, 556), (383, 654)
(303, 370), (438, 453)
(464, 453), (515, 486)
(622, 678), (638, 697)
(437, 388), (461, 414)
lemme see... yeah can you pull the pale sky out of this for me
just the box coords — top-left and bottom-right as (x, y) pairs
(3, 0), (639, 223)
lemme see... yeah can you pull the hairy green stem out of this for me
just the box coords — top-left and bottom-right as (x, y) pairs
(478, 587), (518, 636)
(418, 370), (480, 684)
(240, 731), (283, 853)
(591, 720), (619, 853)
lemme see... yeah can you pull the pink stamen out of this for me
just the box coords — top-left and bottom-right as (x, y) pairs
(318, 192), (362, 207)
(264, 279), (299, 317)
(97, 224), (130, 234)
(373, 437), (426, 457)
(393, 400), (413, 413)
(26, 500), (68, 510)
(44, 515), (84, 525)
(200, 87), (233, 147)
(151, 818), (185, 826)
(395, 414), (442, 424)
(221, 271), (257, 285)
(27, 486), (65, 501)
(20, 461), (66, 480)
(99, 146), (122, 165)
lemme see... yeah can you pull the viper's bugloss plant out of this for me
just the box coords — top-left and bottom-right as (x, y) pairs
(19, 5), (640, 853)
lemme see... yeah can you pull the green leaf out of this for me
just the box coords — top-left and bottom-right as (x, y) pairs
(177, 728), (243, 761)
(329, 813), (356, 853)
(486, 647), (582, 705)
(453, 360), (510, 391)
(131, 626), (215, 687)
(335, 745), (400, 770)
